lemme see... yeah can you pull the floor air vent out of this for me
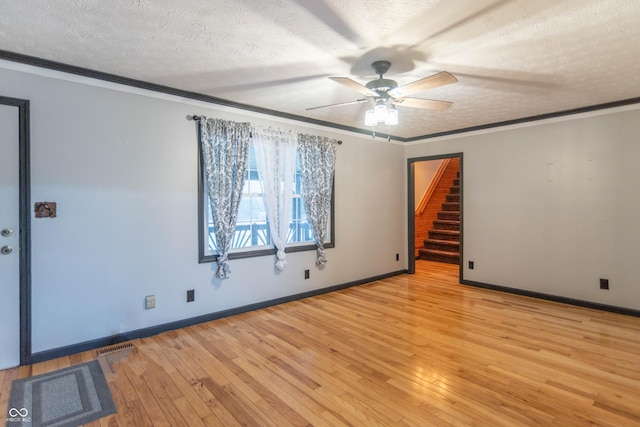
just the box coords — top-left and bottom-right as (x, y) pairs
(96, 342), (135, 357)
(96, 342), (136, 374)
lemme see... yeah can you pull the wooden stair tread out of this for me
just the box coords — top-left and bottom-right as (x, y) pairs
(419, 248), (460, 265)
(419, 248), (458, 255)
(433, 220), (459, 231)
(425, 239), (459, 245)
(429, 230), (459, 239)
(430, 229), (459, 235)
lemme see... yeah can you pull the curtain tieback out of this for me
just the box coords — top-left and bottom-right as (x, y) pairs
(316, 247), (327, 266)
(275, 249), (287, 271)
(217, 254), (232, 279)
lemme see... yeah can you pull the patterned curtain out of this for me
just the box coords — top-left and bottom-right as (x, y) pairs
(199, 117), (251, 279)
(253, 126), (298, 271)
(297, 134), (338, 266)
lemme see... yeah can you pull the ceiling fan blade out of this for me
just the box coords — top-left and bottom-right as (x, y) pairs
(329, 77), (378, 97)
(388, 71), (458, 98)
(393, 97), (453, 111)
(306, 98), (368, 111)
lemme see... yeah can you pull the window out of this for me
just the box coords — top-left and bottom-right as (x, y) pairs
(198, 145), (334, 262)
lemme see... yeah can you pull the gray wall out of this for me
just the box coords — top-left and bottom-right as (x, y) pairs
(0, 62), (406, 353)
(406, 106), (640, 310)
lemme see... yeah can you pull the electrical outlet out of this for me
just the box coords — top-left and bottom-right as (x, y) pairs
(145, 295), (156, 310)
(187, 289), (195, 302)
(468, 261), (474, 270)
(304, 269), (310, 279)
(396, 253), (399, 261)
(600, 278), (609, 290)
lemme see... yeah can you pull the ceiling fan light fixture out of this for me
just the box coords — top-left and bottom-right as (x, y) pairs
(385, 105), (398, 126)
(365, 99), (399, 127)
(374, 99), (388, 122)
(364, 109), (377, 126)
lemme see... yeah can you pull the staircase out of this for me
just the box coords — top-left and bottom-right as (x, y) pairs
(419, 172), (460, 264)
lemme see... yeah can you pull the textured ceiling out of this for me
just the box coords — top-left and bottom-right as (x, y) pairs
(1, 0), (639, 139)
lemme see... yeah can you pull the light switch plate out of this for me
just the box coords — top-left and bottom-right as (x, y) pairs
(145, 295), (156, 309)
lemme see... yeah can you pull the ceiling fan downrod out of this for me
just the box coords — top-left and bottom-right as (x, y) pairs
(366, 60), (398, 94)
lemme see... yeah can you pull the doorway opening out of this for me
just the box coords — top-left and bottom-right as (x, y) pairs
(407, 153), (463, 279)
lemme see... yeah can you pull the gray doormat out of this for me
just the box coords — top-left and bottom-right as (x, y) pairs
(6, 360), (116, 427)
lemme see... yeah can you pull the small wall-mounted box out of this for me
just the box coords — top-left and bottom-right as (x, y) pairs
(145, 295), (156, 309)
(35, 202), (57, 218)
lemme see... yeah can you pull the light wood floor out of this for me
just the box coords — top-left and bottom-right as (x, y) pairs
(2, 261), (640, 426)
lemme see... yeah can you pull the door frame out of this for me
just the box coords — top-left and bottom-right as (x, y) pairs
(407, 152), (463, 278)
(1, 96), (31, 365)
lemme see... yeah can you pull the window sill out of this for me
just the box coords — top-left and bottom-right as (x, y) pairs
(199, 242), (335, 264)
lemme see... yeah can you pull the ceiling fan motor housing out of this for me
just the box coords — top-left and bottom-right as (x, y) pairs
(365, 78), (398, 95)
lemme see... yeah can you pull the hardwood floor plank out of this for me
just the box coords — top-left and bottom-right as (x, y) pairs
(0, 367), (18, 419)
(3, 261), (640, 425)
(31, 361), (47, 376)
(120, 362), (172, 426)
(44, 357), (58, 373)
(230, 356), (309, 426)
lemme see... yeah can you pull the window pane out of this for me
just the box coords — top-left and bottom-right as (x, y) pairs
(288, 194), (313, 244)
(250, 194), (267, 222)
(233, 195), (269, 249)
(247, 176), (262, 194)
(236, 195), (252, 223)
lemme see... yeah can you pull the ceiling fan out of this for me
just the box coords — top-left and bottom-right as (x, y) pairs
(307, 60), (457, 126)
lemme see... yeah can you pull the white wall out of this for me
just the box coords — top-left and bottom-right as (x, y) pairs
(0, 63), (406, 353)
(405, 105), (640, 310)
(413, 159), (442, 208)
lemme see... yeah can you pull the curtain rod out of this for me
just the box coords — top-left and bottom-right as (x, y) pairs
(189, 115), (342, 145)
